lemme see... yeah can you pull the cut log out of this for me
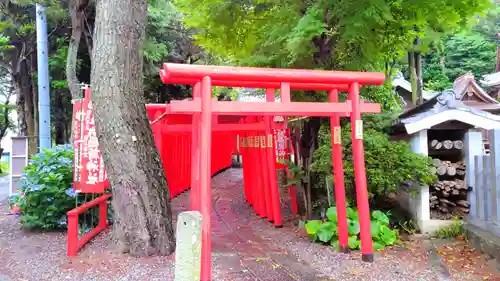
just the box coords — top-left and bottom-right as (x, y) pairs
(458, 207), (470, 214)
(430, 139), (439, 148)
(434, 142), (443, 150)
(457, 200), (470, 208)
(437, 165), (447, 176)
(433, 158), (441, 166)
(443, 140), (453, 149)
(453, 140), (464, 150)
(439, 198), (457, 206)
(446, 166), (456, 176)
(439, 206), (449, 213)
(430, 196), (438, 201)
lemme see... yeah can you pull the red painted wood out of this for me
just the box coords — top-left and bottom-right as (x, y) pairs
(146, 102), (380, 117)
(167, 99), (353, 116)
(199, 77), (213, 281)
(265, 89), (283, 227)
(349, 83), (374, 258)
(67, 194), (112, 256)
(160, 75), (350, 91)
(162, 63), (385, 85)
(329, 90), (349, 252)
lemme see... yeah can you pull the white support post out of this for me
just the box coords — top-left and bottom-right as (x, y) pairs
(409, 130), (430, 227)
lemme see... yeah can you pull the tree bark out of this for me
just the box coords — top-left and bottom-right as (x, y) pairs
(11, 44), (36, 154)
(91, 0), (175, 256)
(54, 90), (66, 145)
(67, 0), (89, 99)
(408, 51), (418, 106)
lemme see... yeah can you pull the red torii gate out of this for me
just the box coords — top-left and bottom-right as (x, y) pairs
(159, 63), (385, 280)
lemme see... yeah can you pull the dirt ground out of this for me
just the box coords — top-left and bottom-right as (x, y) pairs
(0, 169), (499, 281)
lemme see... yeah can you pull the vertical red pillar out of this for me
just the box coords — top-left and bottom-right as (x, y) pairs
(190, 83), (201, 210)
(248, 133), (260, 216)
(259, 128), (274, 222)
(200, 77), (213, 281)
(265, 88), (282, 227)
(349, 82), (374, 261)
(240, 134), (250, 203)
(253, 129), (268, 219)
(328, 89), (349, 253)
(67, 213), (78, 256)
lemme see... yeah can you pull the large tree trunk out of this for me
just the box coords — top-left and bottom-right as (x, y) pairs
(67, 0), (91, 143)
(11, 45), (36, 154)
(90, 0), (175, 256)
(67, 0), (88, 99)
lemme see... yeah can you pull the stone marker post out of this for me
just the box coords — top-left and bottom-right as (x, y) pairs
(174, 211), (203, 281)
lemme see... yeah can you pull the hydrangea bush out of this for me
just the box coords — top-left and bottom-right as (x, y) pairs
(10, 145), (81, 229)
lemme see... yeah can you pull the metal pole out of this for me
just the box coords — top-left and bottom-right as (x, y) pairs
(36, 4), (52, 149)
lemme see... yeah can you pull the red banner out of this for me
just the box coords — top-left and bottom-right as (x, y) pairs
(72, 98), (84, 191)
(74, 88), (108, 193)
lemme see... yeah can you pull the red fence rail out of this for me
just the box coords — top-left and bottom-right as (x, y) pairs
(67, 193), (111, 256)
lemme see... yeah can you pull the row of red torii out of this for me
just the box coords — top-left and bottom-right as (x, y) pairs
(68, 63), (384, 281)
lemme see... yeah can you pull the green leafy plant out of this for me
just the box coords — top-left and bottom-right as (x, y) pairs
(11, 145), (106, 230)
(435, 217), (465, 239)
(312, 114), (436, 202)
(305, 206), (398, 251)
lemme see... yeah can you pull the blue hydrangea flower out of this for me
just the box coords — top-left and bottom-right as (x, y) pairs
(56, 216), (67, 227)
(28, 185), (41, 192)
(8, 193), (19, 200)
(65, 188), (76, 197)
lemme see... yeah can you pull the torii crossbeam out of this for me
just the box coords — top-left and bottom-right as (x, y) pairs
(159, 63), (385, 281)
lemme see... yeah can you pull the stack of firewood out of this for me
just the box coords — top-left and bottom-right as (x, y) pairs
(430, 139), (464, 150)
(433, 159), (466, 177)
(430, 159), (469, 218)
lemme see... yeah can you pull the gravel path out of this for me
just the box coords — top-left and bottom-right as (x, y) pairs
(0, 169), (492, 280)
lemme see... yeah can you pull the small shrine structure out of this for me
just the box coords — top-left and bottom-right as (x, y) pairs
(391, 73), (500, 233)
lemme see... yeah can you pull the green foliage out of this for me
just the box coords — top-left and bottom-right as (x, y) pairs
(10, 145), (85, 230)
(444, 33), (496, 79)
(422, 4), (499, 91)
(312, 113), (436, 200)
(48, 37), (70, 90)
(174, 0), (490, 71)
(435, 217), (465, 239)
(305, 206), (398, 250)
(423, 31), (497, 91)
(0, 161), (8, 176)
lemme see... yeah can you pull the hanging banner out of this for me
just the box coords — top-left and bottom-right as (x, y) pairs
(72, 98), (84, 192)
(273, 128), (288, 169)
(77, 88), (109, 193)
